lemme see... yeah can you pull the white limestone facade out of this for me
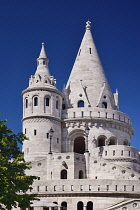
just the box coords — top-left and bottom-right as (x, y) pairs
(17, 22), (140, 210)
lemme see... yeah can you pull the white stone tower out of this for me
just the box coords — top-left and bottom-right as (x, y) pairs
(62, 21), (136, 174)
(22, 43), (62, 162)
(19, 22), (140, 210)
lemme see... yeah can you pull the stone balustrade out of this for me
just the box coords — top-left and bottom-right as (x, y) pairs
(62, 108), (132, 126)
(30, 179), (140, 194)
(93, 145), (139, 160)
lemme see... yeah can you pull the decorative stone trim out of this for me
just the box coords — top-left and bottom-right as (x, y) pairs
(106, 158), (140, 164)
(22, 116), (62, 124)
(63, 119), (133, 136)
(22, 86), (62, 97)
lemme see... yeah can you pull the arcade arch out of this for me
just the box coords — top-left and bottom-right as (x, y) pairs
(74, 137), (85, 154)
(108, 137), (116, 145)
(67, 129), (86, 154)
(98, 135), (106, 147)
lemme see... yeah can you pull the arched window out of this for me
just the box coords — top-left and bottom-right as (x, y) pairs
(43, 60), (45, 65)
(98, 136), (106, 147)
(25, 98), (28, 108)
(124, 140), (128, 145)
(87, 201), (93, 210)
(62, 104), (66, 110)
(78, 100), (84, 107)
(79, 170), (84, 179)
(109, 138), (116, 145)
(102, 102), (107, 109)
(77, 201), (83, 210)
(74, 137), (85, 154)
(34, 97), (38, 106)
(61, 169), (67, 179)
(56, 100), (59, 109)
(52, 202), (58, 210)
(45, 98), (49, 106)
(61, 202), (67, 210)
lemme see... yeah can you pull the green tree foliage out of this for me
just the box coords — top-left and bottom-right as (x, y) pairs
(0, 120), (37, 210)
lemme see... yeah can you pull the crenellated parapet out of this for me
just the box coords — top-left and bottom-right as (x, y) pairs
(29, 74), (56, 87)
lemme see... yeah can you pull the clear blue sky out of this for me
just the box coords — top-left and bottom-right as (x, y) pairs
(0, 0), (140, 149)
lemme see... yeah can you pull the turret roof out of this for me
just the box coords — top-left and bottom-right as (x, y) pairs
(38, 42), (47, 59)
(28, 43), (57, 90)
(66, 21), (115, 109)
(35, 43), (50, 77)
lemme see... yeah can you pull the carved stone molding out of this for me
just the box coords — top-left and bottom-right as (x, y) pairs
(63, 119), (133, 136)
(23, 116), (61, 125)
(106, 158), (140, 164)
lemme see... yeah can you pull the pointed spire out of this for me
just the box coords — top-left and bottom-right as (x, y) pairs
(28, 43), (57, 89)
(39, 43), (47, 58)
(27, 43), (54, 88)
(35, 43), (50, 76)
(66, 21), (116, 109)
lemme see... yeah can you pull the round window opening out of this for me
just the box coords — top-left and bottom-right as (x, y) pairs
(122, 207), (127, 210)
(133, 203), (138, 208)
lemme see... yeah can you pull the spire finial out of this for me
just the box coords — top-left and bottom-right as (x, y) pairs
(39, 42), (47, 59)
(86, 20), (91, 30)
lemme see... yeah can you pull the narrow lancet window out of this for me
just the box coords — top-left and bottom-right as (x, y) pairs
(56, 100), (59, 109)
(25, 98), (28, 108)
(79, 170), (84, 179)
(46, 98), (49, 106)
(34, 97), (38, 106)
(89, 48), (92, 54)
(34, 129), (37, 135)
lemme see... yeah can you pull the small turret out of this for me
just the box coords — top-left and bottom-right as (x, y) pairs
(36, 42), (50, 76)
(29, 43), (56, 88)
(22, 43), (62, 161)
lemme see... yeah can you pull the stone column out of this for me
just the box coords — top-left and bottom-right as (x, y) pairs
(51, 94), (54, 115)
(92, 136), (96, 148)
(85, 151), (90, 178)
(46, 153), (53, 179)
(66, 137), (69, 152)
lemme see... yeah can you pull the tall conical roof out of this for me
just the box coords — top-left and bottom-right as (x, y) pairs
(66, 21), (115, 109)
